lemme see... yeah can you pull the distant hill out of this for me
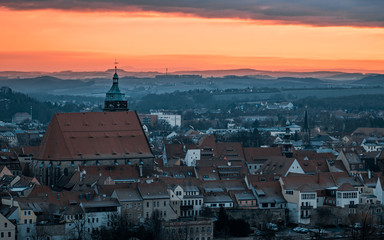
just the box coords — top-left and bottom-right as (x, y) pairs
(0, 76), (95, 94)
(352, 74), (384, 85)
(0, 87), (83, 123)
(0, 68), (380, 80)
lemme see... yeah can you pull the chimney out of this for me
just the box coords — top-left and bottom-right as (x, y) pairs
(139, 165), (143, 178)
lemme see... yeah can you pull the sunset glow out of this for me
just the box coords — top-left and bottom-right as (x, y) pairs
(1, 5), (384, 72)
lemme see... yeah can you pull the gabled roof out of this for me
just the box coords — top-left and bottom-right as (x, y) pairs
(113, 188), (143, 202)
(254, 181), (285, 204)
(298, 159), (329, 173)
(244, 147), (282, 164)
(138, 182), (170, 199)
(294, 150), (336, 161)
(256, 156), (296, 176)
(337, 183), (356, 191)
(281, 172), (359, 192)
(216, 142), (245, 162)
(164, 143), (197, 161)
(352, 128), (384, 137)
(37, 111), (153, 161)
(198, 135), (216, 149)
(340, 151), (362, 164)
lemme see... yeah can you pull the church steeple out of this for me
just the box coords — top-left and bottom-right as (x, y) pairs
(282, 119), (293, 158)
(302, 108), (311, 147)
(103, 65), (128, 112)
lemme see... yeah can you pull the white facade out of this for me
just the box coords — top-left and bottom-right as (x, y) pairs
(361, 138), (384, 152)
(81, 201), (121, 239)
(299, 192), (317, 224)
(336, 191), (359, 207)
(374, 178), (384, 204)
(184, 149), (200, 167)
(152, 112), (181, 128)
(285, 159), (305, 176)
(169, 185), (203, 217)
(204, 195), (233, 209)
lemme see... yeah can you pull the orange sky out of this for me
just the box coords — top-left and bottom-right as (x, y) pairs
(1, 7), (384, 72)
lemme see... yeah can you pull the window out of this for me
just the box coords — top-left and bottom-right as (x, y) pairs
(4, 223), (7, 228)
(285, 190), (293, 195)
(29, 219), (32, 224)
(8, 232), (11, 237)
(27, 227), (30, 233)
(342, 192), (357, 199)
(1, 232), (3, 238)
(24, 219), (27, 224)
(147, 202), (149, 208)
(301, 193), (316, 199)
(28, 211), (31, 215)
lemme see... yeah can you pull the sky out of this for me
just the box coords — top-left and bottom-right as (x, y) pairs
(1, 1), (384, 73)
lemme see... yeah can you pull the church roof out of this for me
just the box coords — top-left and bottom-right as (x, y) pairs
(36, 111), (153, 161)
(106, 83), (125, 100)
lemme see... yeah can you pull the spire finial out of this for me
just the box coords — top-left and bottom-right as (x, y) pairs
(114, 58), (119, 74)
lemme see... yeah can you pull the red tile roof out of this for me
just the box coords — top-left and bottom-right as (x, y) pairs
(244, 147), (283, 163)
(216, 142), (245, 162)
(36, 111), (153, 161)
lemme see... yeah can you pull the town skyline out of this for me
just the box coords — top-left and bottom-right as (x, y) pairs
(1, 1), (384, 72)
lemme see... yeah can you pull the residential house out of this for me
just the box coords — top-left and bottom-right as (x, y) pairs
(337, 151), (365, 175)
(256, 156), (305, 177)
(0, 213), (15, 240)
(168, 184), (203, 217)
(244, 147), (282, 174)
(81, 199), (121, 237)
(138, 182), (178, 220)
(112, 187), (143, 223)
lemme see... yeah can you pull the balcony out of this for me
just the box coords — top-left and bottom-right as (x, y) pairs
(300, 205), (313, 210)
(181, 205), (193, 211)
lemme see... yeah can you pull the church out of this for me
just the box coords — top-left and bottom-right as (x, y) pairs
(31, 67), (154, 185)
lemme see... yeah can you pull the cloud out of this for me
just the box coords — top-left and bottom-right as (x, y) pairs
(1, 0), (384, 27)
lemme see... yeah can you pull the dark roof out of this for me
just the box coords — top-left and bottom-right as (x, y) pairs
(36, 111), (153, 161)
(244, 147), (282, 163)
(256, 156), (296, 176)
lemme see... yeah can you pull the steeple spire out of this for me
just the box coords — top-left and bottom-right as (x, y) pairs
(302, 107), (311, 147)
